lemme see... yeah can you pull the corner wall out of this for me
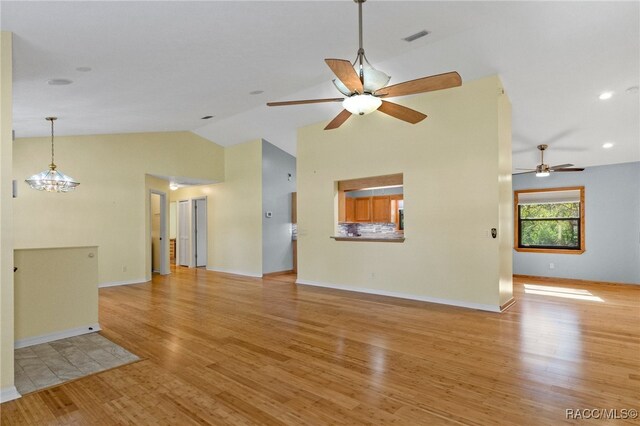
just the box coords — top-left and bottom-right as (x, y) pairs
(297, 75), (512, 311)
(0, 31), (18, 401)
(513, 161), (640, 284)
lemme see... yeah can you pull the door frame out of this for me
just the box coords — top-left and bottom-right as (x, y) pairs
(149, 189), (169, 275)
(191, 196), (207, 268)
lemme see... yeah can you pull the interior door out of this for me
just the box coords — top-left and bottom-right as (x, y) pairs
(178, 200), (189, 266)
(194, 198), (207, 267)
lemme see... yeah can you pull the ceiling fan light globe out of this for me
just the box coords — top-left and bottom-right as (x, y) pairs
(343, 94), (382, 115)
(362, 66), (390, 93)
(332, 79), (352, 96)
(332, 63), (390, 96)
(535, 171), (550, 177)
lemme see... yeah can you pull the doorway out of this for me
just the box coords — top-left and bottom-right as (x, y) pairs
(150, 191), (168, 275)
(192, 197), (207, 268)
(177, 200), (190, 266)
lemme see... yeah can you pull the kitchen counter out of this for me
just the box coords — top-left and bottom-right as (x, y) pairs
(331, 235), (405, 243)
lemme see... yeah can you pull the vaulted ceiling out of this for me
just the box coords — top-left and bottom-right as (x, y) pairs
(2, 1), (638, 171)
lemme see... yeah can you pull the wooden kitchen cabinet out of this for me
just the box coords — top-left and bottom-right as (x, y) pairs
(345, 197), (355, 222)
(372, 196), (391, 222)
(354, 197), (372, 222)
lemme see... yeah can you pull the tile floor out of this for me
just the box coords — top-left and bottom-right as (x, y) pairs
(14, 333), (139, 395)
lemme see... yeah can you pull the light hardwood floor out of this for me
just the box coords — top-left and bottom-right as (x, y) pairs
(2, 268), (639, 425)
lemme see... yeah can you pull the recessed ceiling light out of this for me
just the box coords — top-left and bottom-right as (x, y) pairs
(602, 142), (614, 149)
(201, 115), (214, 120)
(76, 67), (92, 72)
(249, 90), (264, 95)
(598, 91), (613, 100)
(47, 78), (73, 86)
(403, 30), (430, 42)
(626, 86), (639, 94)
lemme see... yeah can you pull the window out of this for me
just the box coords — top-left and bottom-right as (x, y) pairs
(514, 186), (585, 254)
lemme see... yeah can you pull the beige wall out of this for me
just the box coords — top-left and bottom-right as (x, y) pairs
(13, 131), (224, 285)
(14, 247), (98, 343)
(297, 75), (512, 311)
(0, 31), (15, 395)
(170, 139), (263, 276)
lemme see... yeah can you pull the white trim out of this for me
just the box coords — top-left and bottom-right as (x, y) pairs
(99, 278), (147, 288)
(296, 279), (501, 312)
(0, 386), (21, 403)
(14, 323), (102, 349)
(206, 267), (262, 278)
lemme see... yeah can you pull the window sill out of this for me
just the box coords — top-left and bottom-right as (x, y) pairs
(514, 247), (585, 255)
(331, 236), (405, 243)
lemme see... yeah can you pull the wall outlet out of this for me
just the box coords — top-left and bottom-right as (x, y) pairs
(265, 211), (273, 218)
(549, 263), (555, 270)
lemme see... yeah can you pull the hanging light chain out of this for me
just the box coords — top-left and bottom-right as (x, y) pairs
(47, 116), (57, 170)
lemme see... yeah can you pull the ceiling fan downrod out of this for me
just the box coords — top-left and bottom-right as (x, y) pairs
(356, 0), (366, 82)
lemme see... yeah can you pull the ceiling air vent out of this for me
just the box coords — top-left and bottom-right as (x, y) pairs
(403, 30), (430, 42)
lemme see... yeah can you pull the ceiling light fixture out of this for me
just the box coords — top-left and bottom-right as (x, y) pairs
(535, 164), (550, 177)
(343, 94), (382, 115)
(331, 0), (390, 97)
(169, 182), (179, 191)
(598, 91), (613, 100)
(25, 117), (79, 193)
(602, 142), (614, 149)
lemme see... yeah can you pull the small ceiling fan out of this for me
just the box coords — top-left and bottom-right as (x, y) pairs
(267, 0), (462, 130)
(515, 144), (584, 177)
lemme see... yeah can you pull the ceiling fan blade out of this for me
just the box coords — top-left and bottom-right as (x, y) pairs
(267, 98), (344, 107)
(552, 168), (585, 172)
(549, 163), (574, 169)
(375, 71), (462, 98)
(513, 171), (536, 175)
(324, 109), (352, 130)
(515, 168), (536, 171)
(377, 101), (427, 124)
(325, 59), (363, 94)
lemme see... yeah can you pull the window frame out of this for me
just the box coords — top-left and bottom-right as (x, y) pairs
(514, 186), (585, 255)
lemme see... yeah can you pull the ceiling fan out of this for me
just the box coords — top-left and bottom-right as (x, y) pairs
(515, 144), (585, 177)
(266, 0), (462, 130)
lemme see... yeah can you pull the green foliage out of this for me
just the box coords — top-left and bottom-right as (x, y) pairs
(520, 202), (579, 219)
(519, 203), (580, 248)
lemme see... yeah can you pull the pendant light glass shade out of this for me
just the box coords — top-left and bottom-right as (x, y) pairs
(25, 117), (79, 192)
(333, 55), (391, 96)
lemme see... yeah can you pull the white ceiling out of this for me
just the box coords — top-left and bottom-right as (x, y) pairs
(2, 1), (638, 171)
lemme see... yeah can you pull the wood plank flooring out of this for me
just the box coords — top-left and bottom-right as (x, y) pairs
(2, 267), (639, 425)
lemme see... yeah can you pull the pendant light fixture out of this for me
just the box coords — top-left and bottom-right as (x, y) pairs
(25, 117), (80, 192)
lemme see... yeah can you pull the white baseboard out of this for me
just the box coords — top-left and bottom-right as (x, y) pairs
(15, 323), (102, 349)
(206, 267), (262, 278)
(296, 279), (501, 312)
(0, 386), (21, 403)
(99, 278), (147, 288)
